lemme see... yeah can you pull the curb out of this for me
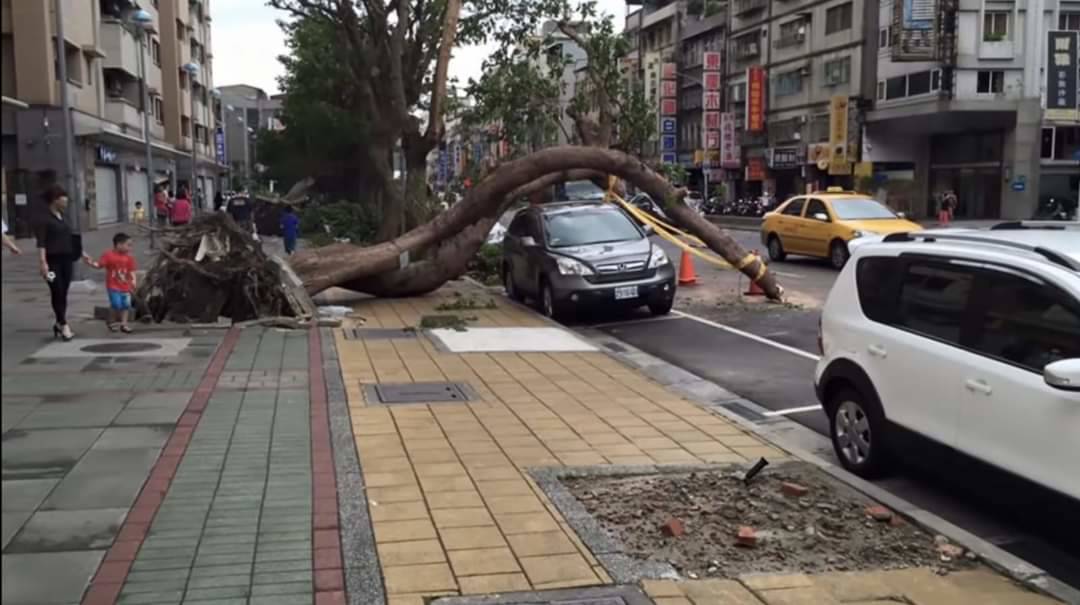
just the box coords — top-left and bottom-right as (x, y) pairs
(575, 326), (1080, 605)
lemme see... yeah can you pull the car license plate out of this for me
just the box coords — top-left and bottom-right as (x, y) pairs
(614, 286), (638, 300)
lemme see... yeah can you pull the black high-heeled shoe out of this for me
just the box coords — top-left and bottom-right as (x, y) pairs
(53, 324), (62, 340)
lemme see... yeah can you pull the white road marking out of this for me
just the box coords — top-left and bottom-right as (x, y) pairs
(763, 404), (822, 417)
(590, 315), (683, 329)
(772, 271), (805, 279)
(671, 310), (823, 362)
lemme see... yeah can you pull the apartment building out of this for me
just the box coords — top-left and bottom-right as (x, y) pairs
(217, 84), (283, 187)
(866, 0), (1080, 219)
(1, 0), (220, 233)
(679, 9), (727, 185)
(721, 0), (877, 201)
(624, 0), (686, 160)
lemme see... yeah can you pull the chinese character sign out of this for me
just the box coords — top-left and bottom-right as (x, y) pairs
(660, 117), (678, 135)
(706, 130), (720, 149)
(215, 129), (225, 165)
(704, 72), (721, 91)
(660, 99), (677, 116)
(1046, 31), (1079, 121)
(704, 112), (721, 130)
(703, 91), (721, 110)
(720, 112), (740, 168)
(662, 62), (678, 79)
(703, 51), (722, 71)
(828, 95), (849, 174)
(661, 80), (678, 98)
(746, 67), (766, 132)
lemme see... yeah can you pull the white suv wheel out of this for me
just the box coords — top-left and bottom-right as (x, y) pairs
(835, 399), (871, 466)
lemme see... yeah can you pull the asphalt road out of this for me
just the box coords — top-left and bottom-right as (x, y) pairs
(575, 248), (1080, 590)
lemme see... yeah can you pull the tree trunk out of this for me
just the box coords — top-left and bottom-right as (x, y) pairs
(292, 146), (781, 300)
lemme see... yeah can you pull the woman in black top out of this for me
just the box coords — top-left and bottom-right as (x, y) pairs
(36, 185), (94, 341)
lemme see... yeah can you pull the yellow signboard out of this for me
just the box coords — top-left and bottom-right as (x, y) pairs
(853, 162), (873, 177)
(828, 95), (849, 176)
(694, 150), (705, 165)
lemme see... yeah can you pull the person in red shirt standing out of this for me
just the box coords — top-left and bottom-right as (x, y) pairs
(153, 185), (171, 227)
(170, 187), (193, 226)
(93, 232), (138, 333)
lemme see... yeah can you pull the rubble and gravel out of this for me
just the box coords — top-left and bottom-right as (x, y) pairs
(562, 465), (978, 580)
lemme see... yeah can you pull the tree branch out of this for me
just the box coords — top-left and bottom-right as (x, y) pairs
(424, 0), (462, 144)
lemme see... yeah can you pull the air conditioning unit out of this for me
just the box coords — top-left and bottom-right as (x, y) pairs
(799, 67), (810, 77)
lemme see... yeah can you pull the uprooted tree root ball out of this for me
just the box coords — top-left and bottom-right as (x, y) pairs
(135, 213), (309, 323)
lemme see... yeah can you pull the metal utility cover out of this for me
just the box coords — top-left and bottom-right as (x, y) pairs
(373, 382), (472, 404)
(430, 586), (650, 605)
(342, 328), (418, 341)
(31, 338), (191, 359)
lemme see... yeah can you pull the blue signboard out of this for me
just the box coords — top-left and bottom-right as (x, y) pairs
(661, 135), (677, 152)
(661, 152), (677, 165)
(660, 117), (677, 135)
(437, 149), (449, 186)
(1011, 176), (1026, 192)
(215, 129), (226, 165)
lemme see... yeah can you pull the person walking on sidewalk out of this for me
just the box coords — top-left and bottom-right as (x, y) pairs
(281, 205), (300, 255)
(170, 189), (193, 226)
(91, 232), (137, 333)
(153, 185), (171, 227)
(35, 185), (95, 341)
(2, 218), (20, 255)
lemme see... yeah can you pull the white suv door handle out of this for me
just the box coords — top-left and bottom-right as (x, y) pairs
(965, 379), (993, 396)
(867, 344), (887, 358)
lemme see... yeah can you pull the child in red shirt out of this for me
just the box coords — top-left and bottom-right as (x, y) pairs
(93, 232), (138, 333)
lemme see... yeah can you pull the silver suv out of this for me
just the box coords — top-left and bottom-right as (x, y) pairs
(501, 202), (676, 319)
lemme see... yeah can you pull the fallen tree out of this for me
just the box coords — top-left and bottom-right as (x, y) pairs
(292, 147), (782, 300)
(136, 213), (314, 323)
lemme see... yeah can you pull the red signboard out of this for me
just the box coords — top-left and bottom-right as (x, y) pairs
(720, 112), (739, 168)
(660, 99), (677, 116)
(661, 80), (678, 98)
(704, 111), (721, 130)
(662, 62), (678, 79)
(703, 51), (722, 71)
(704, 72), (721, 91)
(702, 91), (721, 110)
(746, 66), (766, 132)
(705, 130), (720, 149)
(746, 157), (766, 181)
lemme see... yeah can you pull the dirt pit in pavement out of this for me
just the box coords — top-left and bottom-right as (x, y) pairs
(562, 464), (977, 579)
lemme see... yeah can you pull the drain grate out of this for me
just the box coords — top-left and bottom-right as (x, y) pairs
(367, 382), (473, 404)
(342, 328), (418, 341)
(715, 400), (767, 422)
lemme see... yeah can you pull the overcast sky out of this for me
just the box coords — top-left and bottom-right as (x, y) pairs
(211, 1), (628, 95)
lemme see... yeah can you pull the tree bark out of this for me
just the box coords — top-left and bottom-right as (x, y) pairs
(292, 146), (781, 300)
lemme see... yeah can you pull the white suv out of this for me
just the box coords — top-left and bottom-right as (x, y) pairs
(814, 223), (1080, 501)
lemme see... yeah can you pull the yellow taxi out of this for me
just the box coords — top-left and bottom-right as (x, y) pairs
(760, 188), (923, 269)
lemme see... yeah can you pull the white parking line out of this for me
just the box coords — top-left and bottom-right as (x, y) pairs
(772, 271), (805, 279)
(671, 310), (822, 362)
(589, 315), (684, 329)
(763, 404), (822, 417)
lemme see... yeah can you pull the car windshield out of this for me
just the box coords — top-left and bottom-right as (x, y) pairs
(543, 210), (641, 247)
(829, 198), (898, 220)
(563, 180), (605, 200)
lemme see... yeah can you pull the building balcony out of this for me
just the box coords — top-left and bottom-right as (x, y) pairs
(734, 0), (767, 16)
(101, 20), (141, 78)
(774, 32), (806, 49)
(734, 44), (761, 62)
(105, 98), (144, 133)
(978, 39), (1014, 60)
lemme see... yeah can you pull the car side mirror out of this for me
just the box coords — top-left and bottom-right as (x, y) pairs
(813, 212), (830, 222)
(520, 236), (538, 247)
(643, 224), (655, 235)
(1044, 359), (1080, 391)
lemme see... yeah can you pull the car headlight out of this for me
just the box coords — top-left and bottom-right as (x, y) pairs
(555, 256), (594, 276)
(851, 230), (864, 238)
(648, 245), (669, 268)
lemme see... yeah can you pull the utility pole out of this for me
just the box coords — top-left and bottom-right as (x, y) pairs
(132, 10), (156, 248)
(53, 0), (80, 233)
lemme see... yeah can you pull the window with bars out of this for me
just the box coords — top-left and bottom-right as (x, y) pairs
(775, 70), (804, 96)
(1060, 12), (1080, 30)
(824, 57), (851, 86)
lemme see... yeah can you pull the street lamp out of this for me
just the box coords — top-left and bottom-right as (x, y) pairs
(130, 9), (158, 247)
(211, 88), (224, 196)
(181, 62), (199, 208)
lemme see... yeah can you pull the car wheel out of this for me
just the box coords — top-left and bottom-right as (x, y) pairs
(828, 387), (890, 478)
(539, 280), (564, 321)
(829, 240), (850, 269)
(503, 264), (524, 302)
(648, 297), (674, 316)
(767, 234), (787, 261)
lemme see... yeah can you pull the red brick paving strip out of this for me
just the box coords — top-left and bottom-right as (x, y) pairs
(81, 327), (243, 605)
(309, 327), (347, 605)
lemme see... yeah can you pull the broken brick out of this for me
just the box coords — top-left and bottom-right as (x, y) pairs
(661, 518), (685, 537)
(865, 505), (893, 522)
(780, 482), (809, 498)
(736, 526), (757, 547)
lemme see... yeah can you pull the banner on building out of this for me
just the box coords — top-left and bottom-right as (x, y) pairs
(704, 72), (721, 91)
(703, 52), (722, 71)
(704, 111), (721, 130)
(767, 147), (804, 169)
(661, 80), (678, 98)
(828, 95), (850, 175)
(214, 129), (225, 165)
(892, 0), (938, 61)
(720, 112), (740, 168)
(662, 62), (678, 79)
(661, 135), (677, 152)
(746, 66), (766, 132)
(703, 91), (721, 110)
(1046, 31), (1079, 122)
(660, 117), (678, 135)
(745, 157), (766, 181)
(705, 130), (720, 150)
(660, 99), (677, 116)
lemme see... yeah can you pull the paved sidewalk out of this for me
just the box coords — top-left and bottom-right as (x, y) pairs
(333, 282), (1060, 605)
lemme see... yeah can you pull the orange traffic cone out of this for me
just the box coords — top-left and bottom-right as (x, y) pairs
(678, 249), (698, 286)
(744, 251), (765, 296)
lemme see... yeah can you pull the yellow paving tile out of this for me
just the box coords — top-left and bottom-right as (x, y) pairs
(653, 598), (692, 605)
(439, 526), (508, 550)
(447, 547), (521, 576)
(367, 485), (425, 503)
(420, 474), (477, 493)
(505, 531), (578, 557)
(475, 479), (534, 496)
(370, 500), (431, 522)
(363, 471), (419, 488)
(642, 580), (684, 597)
(431, 507), (495, 529)
(458, 573), (531, 594)
(426, 490), (485, 509)
(383, 563), (457, 594)
(377, 539), (446, 566)
(373, 519), (438, 543)
(518, 553), (596, 585)
(414, 462), (468, 477)
(495, 512), (561, 535)
(483, 494), (547, 514)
